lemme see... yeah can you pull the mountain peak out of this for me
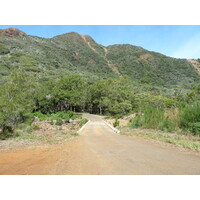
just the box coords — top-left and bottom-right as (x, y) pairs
(0, 28), (26, 37)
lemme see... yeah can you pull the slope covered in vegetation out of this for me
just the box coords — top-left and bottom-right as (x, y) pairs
(0, 28), (200, 88)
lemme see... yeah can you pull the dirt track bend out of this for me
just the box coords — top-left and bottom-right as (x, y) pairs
(0, 113), (200, 175)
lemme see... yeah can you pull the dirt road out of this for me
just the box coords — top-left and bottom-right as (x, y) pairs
(0, 114), (200, 175)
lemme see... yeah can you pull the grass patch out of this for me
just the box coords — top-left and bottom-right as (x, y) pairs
(72, 132), (79, 137)
(79, 118), (88, 127)
(121, 128), (200, 152)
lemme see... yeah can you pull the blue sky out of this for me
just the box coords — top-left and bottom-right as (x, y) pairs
(1, 25), (200, 59)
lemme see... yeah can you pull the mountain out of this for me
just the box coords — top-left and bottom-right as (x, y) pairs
(0, 28), (200, 88)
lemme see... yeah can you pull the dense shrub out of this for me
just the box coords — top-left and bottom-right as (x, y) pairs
(33, 111), (82, 123)
(130, 107), (178, 132)
(179, 101), (200, 135)
(130, 100), (200, 135)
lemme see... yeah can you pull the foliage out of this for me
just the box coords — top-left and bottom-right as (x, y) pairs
(49, 111), (81, 122)
(130, 100), (200, 136)
(0, 43), (10, 55)
(33, 112), (47, 121)
(33, 111), (82, 123)
(0, 69), (37, 133)
(35, 75), (88, 113)
(90, 76), (134, 116)
(113, 119), (119, 127)
(0, 64), (199, 137)
(130, 107), (178, 132)
(179, 101), (200, 135)
(53, 75), (88, 112)
(186, 84), (200, 103)
(134, 93), (177, 110)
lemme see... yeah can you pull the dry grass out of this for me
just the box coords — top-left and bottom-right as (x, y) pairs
(120, 126), (200, 152)
(0, 121), (80, 152)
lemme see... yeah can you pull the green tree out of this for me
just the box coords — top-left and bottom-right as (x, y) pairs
(52, 75), (88, 112)
(90, 76), (135, 116)
(0, 69), (37, 133)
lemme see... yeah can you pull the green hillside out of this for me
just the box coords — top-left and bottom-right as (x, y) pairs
(0, 28), (200, 88)
(106, 44), (200, 88)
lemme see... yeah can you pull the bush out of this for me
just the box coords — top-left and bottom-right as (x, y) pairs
(159, 117), (177, 132)
(142, 107), (165, 129)
(109, 101), (132, 118)
(32, 111), (82, 123)
(49, 111), (81, 122)
(130, 101), (200, 135)
(190, 123), (200, 136)
(179, 101), (200, 135)
(50, 112), (70, 122)
(33, 112), (47, 121)
(130, 107), (178, 132)
(130, 114), (144, 128)
(113, 119), (119, 127)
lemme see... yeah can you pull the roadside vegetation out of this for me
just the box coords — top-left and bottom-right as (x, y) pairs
(0, 69), (135, 137)
(130, 88), (200, 136)
(118, 84), (200, 151)
(120, 127), (200, 152)
(0, 68), (200, 149)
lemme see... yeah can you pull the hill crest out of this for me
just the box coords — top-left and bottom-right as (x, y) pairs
(0, 28), (26, 37)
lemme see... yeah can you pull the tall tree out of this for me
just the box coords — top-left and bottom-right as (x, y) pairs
(0, 69), (37, 133)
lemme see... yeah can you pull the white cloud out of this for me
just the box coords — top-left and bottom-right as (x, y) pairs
(172, 32), (200, 59)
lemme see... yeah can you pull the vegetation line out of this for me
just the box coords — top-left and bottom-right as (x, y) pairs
(121, 128), (200, 152)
